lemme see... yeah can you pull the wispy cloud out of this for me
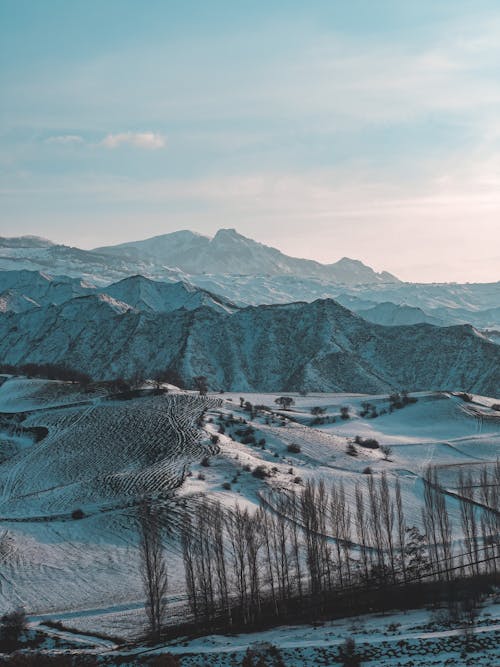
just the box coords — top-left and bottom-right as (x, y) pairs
(45, 135), (84, 145)
(101, 132), (166, 149)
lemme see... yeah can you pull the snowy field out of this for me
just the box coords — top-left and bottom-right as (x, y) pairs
(0, 377), (499, 664)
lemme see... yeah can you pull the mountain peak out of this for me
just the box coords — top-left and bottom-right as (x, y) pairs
(212, 228), (241, 239)
(3, 228), (401, 285)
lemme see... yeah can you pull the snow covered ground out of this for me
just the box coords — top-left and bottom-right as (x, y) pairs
(142, 598), (500, 666)
(0, 379), (499, 665)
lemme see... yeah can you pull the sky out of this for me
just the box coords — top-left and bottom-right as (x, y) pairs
(1, 0), (499, 283)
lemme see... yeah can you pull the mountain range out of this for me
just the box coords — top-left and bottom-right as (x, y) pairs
(0, 229), (498, 395)
(0, 229), (399, 285)
(1, 228), (499, 331)
(0, 272), (498, 394)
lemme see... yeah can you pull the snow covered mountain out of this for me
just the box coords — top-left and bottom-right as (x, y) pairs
(0, 269), (94, 308)
(1, 294), (498, 394)
(186, 274), (500, 330)
(0, 230), (399, 286)
(1, 233), (498, 329)
(0, 270), (236, 315)
(103, 275), (237, 314)
(94, 228), (401, 283)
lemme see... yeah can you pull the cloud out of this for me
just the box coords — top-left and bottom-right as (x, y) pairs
(101, 132), (166, 149)
(45, 135), (84, 145)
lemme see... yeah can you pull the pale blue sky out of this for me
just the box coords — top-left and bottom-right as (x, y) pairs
(1, 1), (499, 281)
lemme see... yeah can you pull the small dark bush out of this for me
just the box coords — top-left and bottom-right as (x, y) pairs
(252, 465), (269, 479)
(71, 508), (85, 520)
(222, 482), (231, 491)
(200, 456), (211, 467)
(354, 435), (379, 449)
(287, 443), (301, 453)
(340, 406), (350, 420)
(0, 608), (27, 651)
(241, 435), (257, 445)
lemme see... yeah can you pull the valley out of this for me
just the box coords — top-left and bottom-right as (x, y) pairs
(0, 376), (499, 664)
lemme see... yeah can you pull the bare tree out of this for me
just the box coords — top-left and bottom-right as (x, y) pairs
(395, 478), (407, 583)
(137, 499), (168, 639)
(379, 472), (396, 583)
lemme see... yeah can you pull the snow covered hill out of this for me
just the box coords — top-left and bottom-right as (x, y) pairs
(1, 294), (498, 394)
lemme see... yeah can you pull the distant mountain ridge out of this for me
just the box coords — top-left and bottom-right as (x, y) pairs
(94, 228), (401, 282)
(0, 229), (400, 286)
(1, 232), (498, 331)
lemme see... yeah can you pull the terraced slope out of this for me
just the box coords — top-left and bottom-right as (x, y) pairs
(0, 385), (220, 519)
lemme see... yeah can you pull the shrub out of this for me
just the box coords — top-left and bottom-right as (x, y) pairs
(241, 435), (257, 445)
(222, 482), (231, 491)
(0, 608), (26, 651)
(210, 434), (219, 445)
(235, 427), (254, 437)
(362, 466), (373, 475)
(71, 508), (85, 520)
(340, 406), (350, 420)
(389, 392), (404, 409)
(200, 456), (211, 467)
(197, 472), (206, 480)
(346, 443), (358, 457)
(354, 436), (379, 449)
(274, 396), (295, 410)
(287, 443), (301, 454)
(294, 476), (302, 484)
(252, 465), (269, 479)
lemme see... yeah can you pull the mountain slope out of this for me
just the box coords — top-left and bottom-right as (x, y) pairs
(0, 270), (237, 315)
(0, 297), (497, 394)
(358, 301), (443, 326)
(0, 269), (95, 309)
(103, 275), (237, 314)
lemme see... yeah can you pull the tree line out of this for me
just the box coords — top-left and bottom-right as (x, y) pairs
(139, 461), (500, 637)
